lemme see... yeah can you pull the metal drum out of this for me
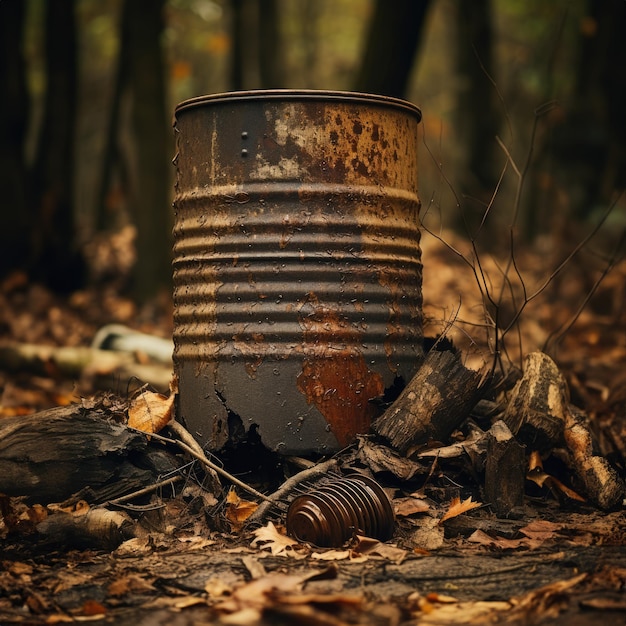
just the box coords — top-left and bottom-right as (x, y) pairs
(172, 90), (423, 455)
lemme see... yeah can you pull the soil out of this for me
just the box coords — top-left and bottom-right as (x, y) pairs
(1, 229), (625, 625)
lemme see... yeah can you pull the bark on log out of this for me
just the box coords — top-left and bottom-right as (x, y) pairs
(372, 349), (485, 455)
(36, 508), (135, 550)
(0, 341), (172, 392)
(0, 403), (157, 503)
(501, 352), (568, 451)
(564, 406), (625, 511)
(484, 420), (526, 518)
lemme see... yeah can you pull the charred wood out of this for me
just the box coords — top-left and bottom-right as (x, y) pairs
(0, 402), (177, 504)
(484, 420), (526, 518)
(372, 349), (485, 455)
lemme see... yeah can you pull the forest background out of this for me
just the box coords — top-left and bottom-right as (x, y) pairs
(1, 0), (625, 330)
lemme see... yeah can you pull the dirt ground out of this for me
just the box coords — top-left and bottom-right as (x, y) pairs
(1, 229), (625, 625)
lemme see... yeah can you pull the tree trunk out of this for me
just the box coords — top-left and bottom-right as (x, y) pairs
(229, 0), (245, 90)
(353, 0), (431, 99)
(0, 0), (31, 278)
(526, 0), (626, 240)
(30, 0), (85, 292)
(452, 0), (503, 236)
(124, 0), (173, 302)
(95, 2), (132, 232)
(258, 0), (284, 88)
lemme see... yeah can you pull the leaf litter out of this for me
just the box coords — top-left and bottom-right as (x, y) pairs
(1, 230), (626, 624)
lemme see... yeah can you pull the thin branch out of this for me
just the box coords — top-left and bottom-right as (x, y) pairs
(544, 228), (626, 354)
(245, 458), (339, 525)
(106, 475), (183, 506)
(130, 427), (272, 503)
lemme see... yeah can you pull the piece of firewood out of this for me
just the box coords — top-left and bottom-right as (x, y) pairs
(484, 420), (526, 518)
(501, 352), (568, 451)
(0, 402), (156, 503)
(564, 406), (625, 511)
(372, 349), (485, 455)
(36, 508), (135, 550)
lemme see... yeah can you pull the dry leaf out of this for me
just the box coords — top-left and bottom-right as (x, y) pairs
(353, 536), (407, 564)
(226, 488), (259, 531)
(127, 389), (174, 434)
(439, 496), (482, 524)
(393, 495), (430, 517)
(409, 515), (445, 550)
(519, 520), (562, 541)
(251, 522), (301, 556)
(310, 549), (353, 561)
(468, 529), (531, 550)
(527, 449), (585, 503)
(107, 574), (155, 597)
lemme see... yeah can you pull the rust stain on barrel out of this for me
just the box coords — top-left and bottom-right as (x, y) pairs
(296, 298), (385, 447)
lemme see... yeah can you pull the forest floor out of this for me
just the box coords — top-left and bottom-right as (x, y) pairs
(0, 227), (625, 625)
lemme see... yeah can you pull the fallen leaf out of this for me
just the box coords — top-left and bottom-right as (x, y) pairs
(251, 521), (301, 556)
(409, 515), (445, 550)
(173, 596), (207, 609)
(393, 495), (430, 516)
(519, 519), (562, 542)
(468, 529), (529, 550)
(353, 535), (408, 564)
(439, 496), (482, 524)
(79, 599), (108, 616)
(310, 549), (353, 561)
(127, 388), (174, 434)
(107, 574), (155, 597)
(226, 488), (259, 531)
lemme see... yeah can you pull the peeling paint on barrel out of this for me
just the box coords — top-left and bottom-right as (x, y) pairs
(172, 90), (423, 455)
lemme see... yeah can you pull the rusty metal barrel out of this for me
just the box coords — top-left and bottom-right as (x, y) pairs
(172, 90), (423, 455)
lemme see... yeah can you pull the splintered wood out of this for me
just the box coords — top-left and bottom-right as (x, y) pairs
(503, 352), (624, 511)
(372, 349), (485, 454)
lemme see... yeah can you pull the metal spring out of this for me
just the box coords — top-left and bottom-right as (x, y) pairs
(286, 473), (394, 547)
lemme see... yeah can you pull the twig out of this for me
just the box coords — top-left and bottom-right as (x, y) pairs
(167, 420), (221, 489)
(245, 458), (339, 526)
(129, 426), (271, 503)
(106, 475), (183, 506)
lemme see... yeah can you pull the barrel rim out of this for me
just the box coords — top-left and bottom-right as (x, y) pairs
(174, 89), (422, 122)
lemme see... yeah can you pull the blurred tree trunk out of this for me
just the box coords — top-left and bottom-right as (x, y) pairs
(229, 0), (284, 90)
(258, 0), (283, 87)
(230, 0), (245, 90)
(453, 0), (503, 236)
(31, 0), (85, 292)
(124, 0), (172, 302)
(354, 0), (431, 99)
(525, 0), (626, 241)
(0, 0), (31, 278)
(95, 1), (132, 232)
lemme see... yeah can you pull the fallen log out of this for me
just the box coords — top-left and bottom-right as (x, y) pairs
(0, 402), (176, 503)
(372, 349), (486, 455)
(501, 351), (625, 511)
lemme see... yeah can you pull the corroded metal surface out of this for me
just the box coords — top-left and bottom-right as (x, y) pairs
(286, 473), (395, 547)
(172, 90), (423, 454)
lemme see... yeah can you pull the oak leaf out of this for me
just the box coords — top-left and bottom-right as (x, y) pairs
(251, 521), (300, 556)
